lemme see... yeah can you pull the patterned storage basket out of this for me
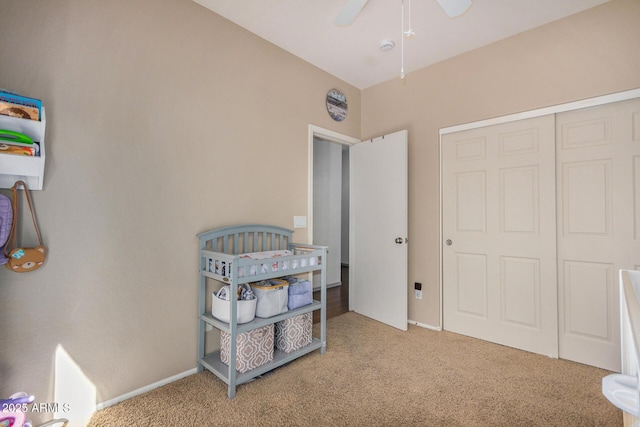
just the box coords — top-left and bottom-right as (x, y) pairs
(275, 313), (312, 353)
(220, 324), (274, 373)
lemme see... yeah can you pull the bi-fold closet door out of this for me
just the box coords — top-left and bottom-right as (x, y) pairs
(442, 97), (640, 371)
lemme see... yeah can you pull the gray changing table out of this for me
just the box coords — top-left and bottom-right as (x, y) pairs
(197, 224), (328, 398)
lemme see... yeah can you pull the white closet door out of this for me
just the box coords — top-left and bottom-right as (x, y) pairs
(442, 115), (558, 357)
(556, 98), (640, 371)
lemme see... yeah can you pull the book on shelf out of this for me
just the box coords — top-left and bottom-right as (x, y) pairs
(0, 101), (39, 121)
(0, 90), (42, 121)
(0, 129), (39, 156)
(0, 143), (38, 156)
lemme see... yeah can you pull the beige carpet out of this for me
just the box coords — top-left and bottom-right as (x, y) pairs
(88, 312), (622, 426)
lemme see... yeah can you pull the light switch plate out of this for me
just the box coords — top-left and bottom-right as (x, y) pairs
(294, 216), (307, 228)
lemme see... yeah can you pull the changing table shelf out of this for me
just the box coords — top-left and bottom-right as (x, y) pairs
(201, 338), (323, 387)
(201, 300), (321, 334)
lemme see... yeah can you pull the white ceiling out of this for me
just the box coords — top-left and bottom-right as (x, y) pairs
(193, 0), (610, 89)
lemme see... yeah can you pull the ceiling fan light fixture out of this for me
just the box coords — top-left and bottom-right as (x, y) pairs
(436, 0), (472, 18)
(335, 0), (369, 26)
(335, 0), (471, 81)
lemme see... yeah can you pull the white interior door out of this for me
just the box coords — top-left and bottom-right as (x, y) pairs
(350, 130), (408, 331)
(556, 98), (640, 371)
(442, 115), (559, 357)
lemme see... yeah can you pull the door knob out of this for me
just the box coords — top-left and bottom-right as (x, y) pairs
(395, 237), (403, 244)
(446, 239), (452, 246)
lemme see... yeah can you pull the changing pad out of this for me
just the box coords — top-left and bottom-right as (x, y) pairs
(239, 250), (293, 277)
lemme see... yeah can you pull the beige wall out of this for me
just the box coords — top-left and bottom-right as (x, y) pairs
(0, 0), (360, 417)
(362, 0), (640, 327)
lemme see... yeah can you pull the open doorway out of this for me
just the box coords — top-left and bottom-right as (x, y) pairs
(310, 126), (409, 330)
(307, 125), (359, 291)
(313, 138), (348, 288)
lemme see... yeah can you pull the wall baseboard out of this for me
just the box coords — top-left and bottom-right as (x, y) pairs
(95, 368), (197, 411)
(408, 319), (442, 331)
(313, 281), (342, 291)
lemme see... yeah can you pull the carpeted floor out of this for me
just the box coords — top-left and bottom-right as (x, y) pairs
(88, 312), (622, 426)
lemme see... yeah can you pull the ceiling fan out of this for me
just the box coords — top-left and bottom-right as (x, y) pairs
(335, 0), (472, 26)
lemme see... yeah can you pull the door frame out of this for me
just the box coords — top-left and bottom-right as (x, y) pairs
(438, 88), (640, 329)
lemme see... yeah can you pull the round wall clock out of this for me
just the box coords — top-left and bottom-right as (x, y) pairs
(326, 89), (347, 121)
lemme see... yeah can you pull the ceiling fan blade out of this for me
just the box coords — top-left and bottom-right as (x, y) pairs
(334, 0), (369, 27)
(437, 0), (472, 18)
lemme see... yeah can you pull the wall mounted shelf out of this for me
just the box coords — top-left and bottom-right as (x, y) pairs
(0, 107), (46, 190)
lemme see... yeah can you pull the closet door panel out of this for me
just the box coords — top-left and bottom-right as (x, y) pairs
(455, 171), (486, 233)
(557, 97), (640, 371)
(442, 115), (558, 358)
(562, 160), (612, 236)
(562, 260), (615, 341)
(500, 166), (539, 234)
(500, 256), (540, 328)
(455, 252), (487, 318)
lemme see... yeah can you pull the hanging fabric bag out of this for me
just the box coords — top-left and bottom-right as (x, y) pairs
(4, 181), (46, 272)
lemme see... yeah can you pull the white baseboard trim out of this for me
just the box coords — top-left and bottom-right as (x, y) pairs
(312, 281), (342, 291)
(408, 319), (442, 331)
(95, 368), (197, 410)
